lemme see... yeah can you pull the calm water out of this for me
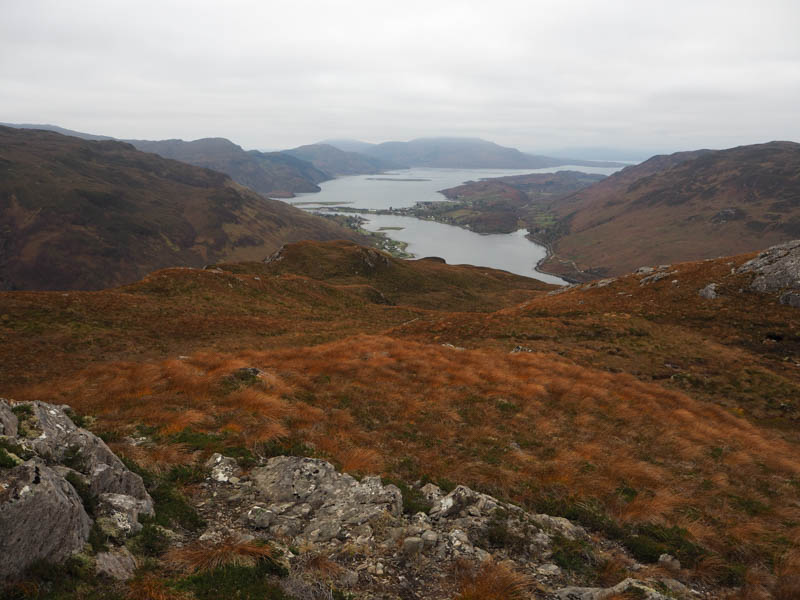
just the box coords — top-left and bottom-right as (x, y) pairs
(359, 215), (567, 285)
(292, 166), (620, 210)
(290, 166), (623, 284)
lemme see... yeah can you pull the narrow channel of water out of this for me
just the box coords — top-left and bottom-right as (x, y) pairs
(358, 214), (568, 285)
(289, 165), (623, 284)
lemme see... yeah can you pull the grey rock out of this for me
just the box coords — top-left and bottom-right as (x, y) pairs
(249, 457), (401, 543)
(402, 536), (424, 555)
(246, 505), (277, 529)
(95, 546), (138, 581)
(0, 399), (18, 437)
(530, 513), (587, 540)
(698, 283), (718, 299)
(419, 482), (443, 504)
(97, 492), (154, 538)
(640, 271), (677, 286)
(205, 452), (241, 483)
(556, 578), (671, 599)
(16, 402), (151, 504)
(658, 553), (681, 571)
(429, 485), (480, 518)
(636, 266), (655, 275)
(537, 563), (562, 576)
(0, 459), (91, 578)
(738, 240), (800, 292)
(421, 529), (439, 548)
(660, 577), (691, 595)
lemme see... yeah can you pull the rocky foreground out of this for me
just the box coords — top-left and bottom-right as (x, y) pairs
(1, 401), (708, 599)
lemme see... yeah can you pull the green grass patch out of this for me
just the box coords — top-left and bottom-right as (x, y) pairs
(550, 534), (597, 575)
(175, 559), (289, 600)
(381, 477), (432, 515)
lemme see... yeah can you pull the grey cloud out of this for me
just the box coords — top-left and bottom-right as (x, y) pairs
(1, 0), (798, 153)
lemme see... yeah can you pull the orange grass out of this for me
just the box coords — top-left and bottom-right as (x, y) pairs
(15, 334), (800, 580)
(454, 560), (532, 600)
(165, 538), (274, 573)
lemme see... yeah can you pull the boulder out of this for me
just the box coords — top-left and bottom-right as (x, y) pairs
(16, 402), (151, 504)
(402, 536), (424, 555)
(95, 546), (138, 581)
(0, 459), (91, 578)
(1, 400), (155, 579)
(556, 578), (672, 599)
(698, 283), (718, 299)
(205, 452), (241, 483)
(658, 553), (681, 571)
(738, 240), (800, 293)
(248, 456), (402, 543)
(96, 492), (154, 538)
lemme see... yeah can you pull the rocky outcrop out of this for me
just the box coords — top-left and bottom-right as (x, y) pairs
(0, 400), (153, 579)
(555, 578), (673, 599)
(0, 458), (91, 578)
(247, 456), (402, 543)
(191, 455), (700, 599)
(738, 240), (800, 296)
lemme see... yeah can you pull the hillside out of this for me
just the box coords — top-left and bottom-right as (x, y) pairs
(3, 124), (333, 197)
(0, 122), (115, 141)
(128, 137), (330, 197)
(328, 137), (625, 169)
(428, 170), (606, 233)
(282, 143), (403, 176)
(536, 142), (800, 280)
(0, 126), (365, 290)
(1, 239), (800, 598)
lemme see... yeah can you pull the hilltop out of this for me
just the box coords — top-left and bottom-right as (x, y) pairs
(1, 238), (799, 598)
(2, 124), (333, 197)
(282, 143), (403, 176)
(128, 137), (330, 197)
(535, 142), (800, 280)
(0, 126), (364, 290)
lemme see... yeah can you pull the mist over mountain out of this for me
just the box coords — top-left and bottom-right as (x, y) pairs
(325, 137), (624, 169)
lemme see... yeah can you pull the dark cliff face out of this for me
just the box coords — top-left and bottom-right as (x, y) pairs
(0, 126), (364, 290)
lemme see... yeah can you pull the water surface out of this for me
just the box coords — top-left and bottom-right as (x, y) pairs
(290, 166), (623, 285)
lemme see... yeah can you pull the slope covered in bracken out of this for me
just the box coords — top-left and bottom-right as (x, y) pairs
(0, 127), (364, 290)
(2, 240), (799, 598)
(538, 142), (800, 280)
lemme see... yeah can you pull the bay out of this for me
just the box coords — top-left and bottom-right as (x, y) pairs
(289, 165), (624, 285)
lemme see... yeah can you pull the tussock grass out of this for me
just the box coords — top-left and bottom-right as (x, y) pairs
(19, 333), (800, 587)
(166, 538), (275, 573)
(454, 560), (532, 600)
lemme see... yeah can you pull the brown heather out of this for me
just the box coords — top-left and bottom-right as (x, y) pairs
(2, 240), (799, 594)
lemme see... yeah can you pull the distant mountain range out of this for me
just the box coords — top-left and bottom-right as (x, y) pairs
(2, 125), (625, 200)
(127, 137), (329, 197)
(0, 126), (364, 290)
(322, 137), (626, 169)
(535, 141), (800, 279)
(283, 143), (403, 176)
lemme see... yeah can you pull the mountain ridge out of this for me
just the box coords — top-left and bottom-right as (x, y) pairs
(0, 126), (365, 290)
(535, 141), (800, 280)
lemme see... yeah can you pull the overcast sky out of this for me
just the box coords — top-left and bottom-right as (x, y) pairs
(2, 0), (799, 155)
